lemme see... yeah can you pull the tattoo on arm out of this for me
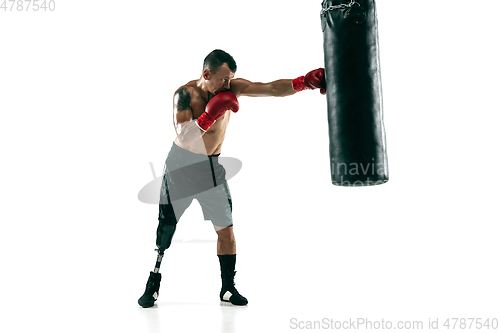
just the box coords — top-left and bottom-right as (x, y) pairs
(175, 88), (191, 111)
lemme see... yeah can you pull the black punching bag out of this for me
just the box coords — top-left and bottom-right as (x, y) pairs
(321, 0), (388, 186)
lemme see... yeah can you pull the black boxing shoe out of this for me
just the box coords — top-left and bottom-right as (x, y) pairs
(220, 270), (248, 306)
(138, 272), (161, 308)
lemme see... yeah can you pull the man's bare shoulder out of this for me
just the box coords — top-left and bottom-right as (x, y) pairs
(230, 78), (252, 97)
(175, 81), (195, 95)
(230, 78), (280, 98)
(176, 80), (206, 100)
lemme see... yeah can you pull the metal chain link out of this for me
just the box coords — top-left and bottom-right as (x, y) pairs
(320, 0), (356, 16)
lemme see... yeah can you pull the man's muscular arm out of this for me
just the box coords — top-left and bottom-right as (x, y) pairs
(173, 87), (206, 147)
(174, 87), (193, 123)
(231, 78), (296, 98)
(231, 69), (326, 98)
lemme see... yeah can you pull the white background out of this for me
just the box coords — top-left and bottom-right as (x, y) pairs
(1, 0), (499, 332)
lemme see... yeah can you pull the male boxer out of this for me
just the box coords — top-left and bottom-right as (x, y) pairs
(138, 49), (325, 307)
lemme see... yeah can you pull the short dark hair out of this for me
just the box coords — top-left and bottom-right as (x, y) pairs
(203, 49), (237, 74)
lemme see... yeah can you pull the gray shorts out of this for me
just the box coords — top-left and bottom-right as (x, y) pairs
(158, 143), (233, 228)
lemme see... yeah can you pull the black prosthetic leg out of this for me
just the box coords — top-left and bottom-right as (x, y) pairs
(138, 250), (163, 308)
(138, 224), (176, 308)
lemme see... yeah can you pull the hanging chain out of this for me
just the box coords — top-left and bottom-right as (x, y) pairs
(321, 0), (356, 16)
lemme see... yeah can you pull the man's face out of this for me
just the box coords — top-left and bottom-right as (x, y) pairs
(207, 63), (235, 94)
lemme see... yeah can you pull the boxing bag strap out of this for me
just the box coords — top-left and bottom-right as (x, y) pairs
(321, 0), (356, 15)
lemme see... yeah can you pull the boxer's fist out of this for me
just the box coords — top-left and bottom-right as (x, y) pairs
(293, 68), (326, 95)
(196, 91), (239, 132)
(208, 91), (239, 114)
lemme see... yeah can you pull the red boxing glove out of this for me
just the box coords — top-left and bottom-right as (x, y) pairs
(292, 68), (326, 95)
(196, 91), (239, 132)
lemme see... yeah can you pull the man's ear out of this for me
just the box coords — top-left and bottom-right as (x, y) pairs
(202, 68), (211, 80)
